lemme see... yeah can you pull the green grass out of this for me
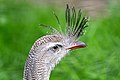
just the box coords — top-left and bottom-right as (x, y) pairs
(0, 0), (120, 80)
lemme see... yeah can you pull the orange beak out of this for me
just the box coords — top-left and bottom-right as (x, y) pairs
(67, 41), (87, 50)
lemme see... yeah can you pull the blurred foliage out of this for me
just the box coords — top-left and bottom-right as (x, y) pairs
(0, 0), (120, 80)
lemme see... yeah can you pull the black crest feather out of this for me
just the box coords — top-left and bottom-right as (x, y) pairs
(65, 4), (88, 39)
(39, 4), (88, 40)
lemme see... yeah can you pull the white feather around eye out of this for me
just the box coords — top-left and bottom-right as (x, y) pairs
(45, 42), (63, 49)
(45, 42), (63, 53)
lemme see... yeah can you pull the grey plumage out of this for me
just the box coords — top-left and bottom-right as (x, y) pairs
(24, 35), (63, 80)
(24, 4), (88, 80)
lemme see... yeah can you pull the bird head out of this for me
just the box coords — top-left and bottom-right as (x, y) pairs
(30, 4), (88, 69)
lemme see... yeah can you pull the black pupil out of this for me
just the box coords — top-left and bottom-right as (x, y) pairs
(53, 44), (62, 50)
(53, 46), (58, 49)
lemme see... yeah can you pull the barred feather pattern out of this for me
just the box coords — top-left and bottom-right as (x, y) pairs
(30, 35), (63, 53)
(24, 35), (63, 80)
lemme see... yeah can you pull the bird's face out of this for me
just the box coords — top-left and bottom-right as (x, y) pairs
(43, 42), (68, 62)
(36, 35), (86, 68)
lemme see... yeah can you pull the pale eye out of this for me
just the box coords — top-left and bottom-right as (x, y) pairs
(49, 44), (63, 53)
(53, 45), (59, 50)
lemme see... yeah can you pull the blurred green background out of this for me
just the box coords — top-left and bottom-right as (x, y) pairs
(0, 0), (120, 80)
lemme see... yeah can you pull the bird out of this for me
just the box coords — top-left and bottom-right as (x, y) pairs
(23, 4), (88, 80)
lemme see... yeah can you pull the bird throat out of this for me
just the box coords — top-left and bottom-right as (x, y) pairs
(24, 50), (59, 80)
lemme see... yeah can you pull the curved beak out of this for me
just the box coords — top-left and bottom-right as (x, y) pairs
(67, 41), (87, 50)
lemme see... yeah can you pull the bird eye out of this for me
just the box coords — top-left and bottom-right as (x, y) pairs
(49, 44), (63, 53)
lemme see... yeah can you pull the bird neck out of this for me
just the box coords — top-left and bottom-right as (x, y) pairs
(33, 58), (53, 80)
(24, 50), (56, 80)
